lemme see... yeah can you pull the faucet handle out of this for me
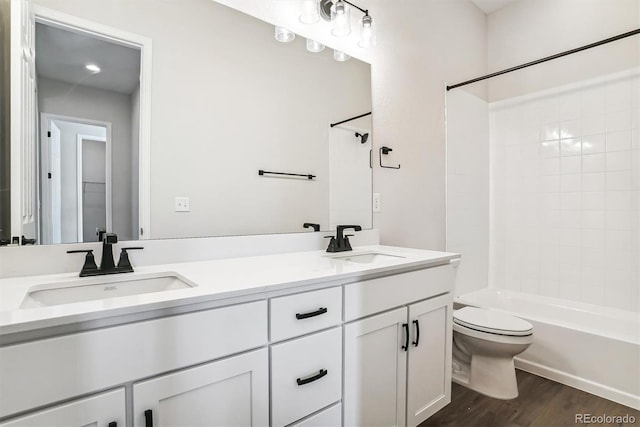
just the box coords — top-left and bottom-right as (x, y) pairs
(67, 249), (98, 274)
(117, 247), (144, 270)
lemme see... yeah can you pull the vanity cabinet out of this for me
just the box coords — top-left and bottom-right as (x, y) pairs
(133, 348), (268, 427)
(343, 265), (454, 427)
(0, 259), (457, 427)
(0, 389), (125, 427)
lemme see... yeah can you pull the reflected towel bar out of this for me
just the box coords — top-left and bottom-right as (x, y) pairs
(259, 170), (316, 180)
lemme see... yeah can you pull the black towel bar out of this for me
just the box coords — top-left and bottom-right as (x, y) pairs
(259, 170), (315, 180)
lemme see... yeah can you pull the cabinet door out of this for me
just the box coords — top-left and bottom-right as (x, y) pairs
(406, 293), (453, 427)
(344, 307), (408, 427)
(0, 388), (124, 427)
(133, 348), (268, 427)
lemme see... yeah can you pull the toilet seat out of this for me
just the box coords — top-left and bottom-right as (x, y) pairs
(454, 307), (533, 337)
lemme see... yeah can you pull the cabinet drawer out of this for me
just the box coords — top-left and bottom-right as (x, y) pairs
(344, 264), (454, 322)
(270, 286), (342, 342)
(271, 327), (342, 427)
(290, 403), (342, 427)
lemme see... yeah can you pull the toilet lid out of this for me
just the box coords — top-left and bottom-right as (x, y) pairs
(453, 307), (533, 336)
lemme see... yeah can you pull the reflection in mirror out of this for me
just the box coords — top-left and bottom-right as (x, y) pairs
(35, 23), (141, 244)
(8, 0), (372, 245)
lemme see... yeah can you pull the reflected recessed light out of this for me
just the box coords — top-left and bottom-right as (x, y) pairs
(274, 26), (295, 43)
(333, 50), (351, 62)
(85, 64), (101, 73)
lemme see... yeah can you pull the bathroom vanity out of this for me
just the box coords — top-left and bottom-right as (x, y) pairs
(0, 246), (459, 427)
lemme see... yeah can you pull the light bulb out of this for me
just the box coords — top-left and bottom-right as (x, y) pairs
(330, 0), (351, 37)
(358, 14), (376, 48)
(306, 39), (325, 53)
(274, 26), (295, 43)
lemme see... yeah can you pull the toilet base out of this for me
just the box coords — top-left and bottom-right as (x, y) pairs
(452, 355), (519, 400)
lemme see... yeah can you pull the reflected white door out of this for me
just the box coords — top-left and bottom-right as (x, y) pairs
(10, 0), (37, 241)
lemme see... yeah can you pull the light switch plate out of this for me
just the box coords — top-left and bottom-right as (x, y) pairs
(175, 197), (190, 212)
(373, 193), (381, 212)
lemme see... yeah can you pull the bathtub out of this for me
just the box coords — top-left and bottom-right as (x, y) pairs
(455, 288), (640, 410)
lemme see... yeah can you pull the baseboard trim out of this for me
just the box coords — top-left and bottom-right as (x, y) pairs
(515, 357), (640, 411)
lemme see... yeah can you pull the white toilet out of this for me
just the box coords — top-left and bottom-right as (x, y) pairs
(452, 306), (533, 399)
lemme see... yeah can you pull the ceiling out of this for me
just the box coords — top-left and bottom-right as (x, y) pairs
(35, 23), (141, 95)
(471, 0), (520, 15)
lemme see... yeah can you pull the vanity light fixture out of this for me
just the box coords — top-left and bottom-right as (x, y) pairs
(306, 38), (325, 53)
(85, 63), (101, 73)
(315, 0), (376, 48)
(333, 49), (351, 61)
(275, 26), (295, 43)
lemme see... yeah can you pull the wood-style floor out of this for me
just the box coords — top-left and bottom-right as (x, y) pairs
(420, 370), (640, 427)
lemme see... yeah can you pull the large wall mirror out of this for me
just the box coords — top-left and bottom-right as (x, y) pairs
(4, 0), (372, 245)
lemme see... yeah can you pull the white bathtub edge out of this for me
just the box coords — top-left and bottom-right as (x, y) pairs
(515, 357), (640, 411)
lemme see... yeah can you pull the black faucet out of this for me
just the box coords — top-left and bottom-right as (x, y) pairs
(67, 233), (144, 277)
(303, 223), (320, 232)
(326, 225), (362, 252)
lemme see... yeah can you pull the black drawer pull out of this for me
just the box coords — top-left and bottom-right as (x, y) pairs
(108, 423), (117, 427)
(412, 319), (420, 347)
(144, 409), (153, 427)
(402, 323), (409, 351)
(296, 369), (328, 386)
(296, 307), (328, 320)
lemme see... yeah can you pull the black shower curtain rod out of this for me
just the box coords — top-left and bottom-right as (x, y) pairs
(330, 112), (372, 128)
(447, 28), (640, 91)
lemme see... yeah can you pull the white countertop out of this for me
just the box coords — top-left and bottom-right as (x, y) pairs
(0, 245), (459, 337)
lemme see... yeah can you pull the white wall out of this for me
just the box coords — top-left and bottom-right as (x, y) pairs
(489, 70), (639, 311)
(368, 0), (487, 249)
(446, 89), (490, 296)
(487, 0), (640, 101)
(37, 77), (134, 240)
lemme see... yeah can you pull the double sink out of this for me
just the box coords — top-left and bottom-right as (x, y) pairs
(19, 251), (405, 309)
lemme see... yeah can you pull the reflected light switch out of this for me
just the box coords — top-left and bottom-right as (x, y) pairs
(175, 197), (190, 212)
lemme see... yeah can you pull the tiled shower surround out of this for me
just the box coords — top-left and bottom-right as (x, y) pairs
(489, 70), (639, 311)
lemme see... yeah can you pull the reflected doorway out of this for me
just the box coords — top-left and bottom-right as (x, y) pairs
(40, 115), (110, 244)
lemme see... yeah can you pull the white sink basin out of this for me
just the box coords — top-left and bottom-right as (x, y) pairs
(20, 273), (196, 308)
(331, 252), (406, 264)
